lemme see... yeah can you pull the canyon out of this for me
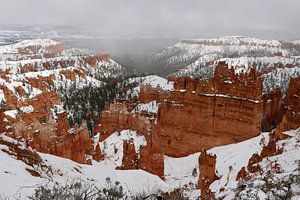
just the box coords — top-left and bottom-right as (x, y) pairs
(0, 37), (299, 199)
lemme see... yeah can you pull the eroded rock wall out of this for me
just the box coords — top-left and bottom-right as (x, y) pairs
(153, 62), (263, 157)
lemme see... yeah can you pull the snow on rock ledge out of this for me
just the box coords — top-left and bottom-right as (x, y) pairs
(127, 75), (174, 98)
(131, 100), (159, 114)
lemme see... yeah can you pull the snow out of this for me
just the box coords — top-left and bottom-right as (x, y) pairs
(208, 132), (270, 198)
(262, 128), (300, 175)
(10, 38), (59, 48)
(0, 138), (169, 199)
(0, 76), (42, 101)
(0, 58), (121, 103)
(184, 36), (282, 47)
(4, 110), (18, 118)
(164, 153), (200, 188)
(0, 38), (124, 105)
(126, 75), (174, 97)
(176, 56), (300, 95)
(0, 89), (5, 103)
(0, 126), (299, 199)
(205, 128), (300, 199)
(0, 38), (60, 55)
(155, 36), (290, 74)
(131, 100), (159, 114)
(141, 75), (174, 91)
(0, 144), (44, 199)
(99, 130), (147, 167)
(20, 105), (34, 113)
(127, 75), (174, 91)
(200, 93), (261, 103)
(224, 128), (300, 199)
(155, 36), (300, 95)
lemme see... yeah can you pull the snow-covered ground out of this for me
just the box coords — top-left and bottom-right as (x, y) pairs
(0, 127), (299, 199)
(208, 132), (270, 198)
(0, 38), (60, 55)
(0, 138), (168, 199)
(210, 129), (300, 199)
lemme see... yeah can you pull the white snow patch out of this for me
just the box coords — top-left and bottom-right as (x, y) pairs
(20, 105), (34, 113)
(131, 100), (158, 114)
(4, 110), (18, 118)
(99, 130), (147, 167)
(0, 140), (169, 199)
(164, 152), (200, 188)
(0, 89), (5, 103)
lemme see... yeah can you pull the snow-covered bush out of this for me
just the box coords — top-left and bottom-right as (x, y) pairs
(28, 178), (124, 200)
(234, 170), (300, 200)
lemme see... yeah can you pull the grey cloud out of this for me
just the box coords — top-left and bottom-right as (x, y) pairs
(0, 0), (299, 39)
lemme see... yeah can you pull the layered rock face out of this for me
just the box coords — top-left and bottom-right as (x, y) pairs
(95, 102), (151, 141)
(155, 62), (262, 157)
(95, 59), (300, 183)
(97, 62), (263, 151)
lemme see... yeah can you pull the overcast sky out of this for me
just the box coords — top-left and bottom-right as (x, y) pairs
(0, 0), (299, 39)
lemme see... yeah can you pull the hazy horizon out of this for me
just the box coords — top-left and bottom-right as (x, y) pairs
(0, 0), (299, 40)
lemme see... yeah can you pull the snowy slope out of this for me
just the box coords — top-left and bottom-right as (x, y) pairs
(0, 38), (124, 105)
(154, 36), (299, 68)
(209, 129), (300, 199)
(177, 56), (300, 94)
(0, 126), (299, 199)
(0, 136), (169, 199)
(0, 38), (60, 55)
(152, 36), (300, 94)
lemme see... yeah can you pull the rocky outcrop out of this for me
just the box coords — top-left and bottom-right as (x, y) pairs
(139, 146), (165, 179)
(198, 151), (219, 199)
(0, 135), (43, 167)
(16, 42), (66, 60)
(278, 77), (300, 132)
(247, 133), (283, 174)
(1, 89), (93, 164)
(117, 140), (139, 170)
(236, 167), (251, 181)
(95, 102), (151, 141)
(94, 62), (275, 177)
(92, 143), (104, 162)
(261, 88), (284, 131)
(12, 108), (93, 164)
(97, 62), (264, 157)
(83, 54), (110, 67)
